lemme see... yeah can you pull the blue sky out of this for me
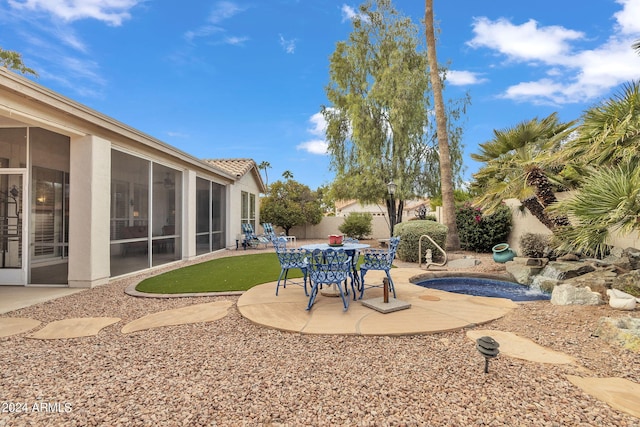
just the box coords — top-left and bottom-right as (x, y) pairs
(2, 0), (640, 191)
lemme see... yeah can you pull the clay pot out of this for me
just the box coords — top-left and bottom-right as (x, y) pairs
(492, 243), (516, 263)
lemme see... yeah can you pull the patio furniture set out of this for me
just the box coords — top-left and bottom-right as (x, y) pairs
(273, 235), (401, 312)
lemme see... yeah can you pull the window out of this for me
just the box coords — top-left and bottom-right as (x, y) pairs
(110, 150), (182, 276)
(241, 191), (256, 229)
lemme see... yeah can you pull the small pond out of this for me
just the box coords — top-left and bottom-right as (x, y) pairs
(415, 277), (551, 302)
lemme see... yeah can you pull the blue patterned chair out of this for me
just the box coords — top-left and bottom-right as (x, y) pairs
(241, 223), (270, 249)
(307, 248), (355, 312)
(359, 236), (400, 299)
(274, 237), (310, 296)
(262, 222), (278, 243)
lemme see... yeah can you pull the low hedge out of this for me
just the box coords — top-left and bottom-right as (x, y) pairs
(394, 220), (448, 263)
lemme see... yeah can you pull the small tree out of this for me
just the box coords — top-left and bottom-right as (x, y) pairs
(339, 212), (373, 239)
(0, 47), (38, 77)
(260, 180), (323, 235)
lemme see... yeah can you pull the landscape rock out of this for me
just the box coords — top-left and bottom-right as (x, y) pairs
(540, 261), (595, 281)
(562, 269), (618, 297)
(557, 253), (580, 262)
(505, 262), (543, 285)
(611, 269), (640, 298)
(550, 284), (603, 306)
(530, 275), (561, 293)
(606, 289), (637, 311)
(600, 255), (632, 271)
(593, 317), (640, 352)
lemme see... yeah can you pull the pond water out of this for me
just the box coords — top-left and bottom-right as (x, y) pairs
(415, 277), (551, 302)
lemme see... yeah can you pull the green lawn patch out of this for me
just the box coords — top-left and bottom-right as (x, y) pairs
(136, 252), (370, 294)
(136, 253), (303, 294)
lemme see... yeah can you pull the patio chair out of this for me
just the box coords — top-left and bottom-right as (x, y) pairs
(262, 222), (278, 243)
(241, 223), (270, 250)
(274, 237), (310, 296)
(359, 236), (400, 299)
(307, 248), (355, 312)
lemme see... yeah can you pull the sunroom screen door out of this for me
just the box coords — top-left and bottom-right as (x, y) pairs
(0, 171), (26, 285)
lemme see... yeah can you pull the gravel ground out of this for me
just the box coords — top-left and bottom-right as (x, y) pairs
(1, 243), (639, 426)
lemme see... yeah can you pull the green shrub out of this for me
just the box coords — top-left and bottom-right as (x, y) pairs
(519, 233), (550, 258)
(456, 203), (512, 253)
(394, 220), (447, 263)
(339, 212), (373, 239)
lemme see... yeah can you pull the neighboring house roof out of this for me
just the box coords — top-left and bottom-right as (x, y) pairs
(204, 158), (267, 193)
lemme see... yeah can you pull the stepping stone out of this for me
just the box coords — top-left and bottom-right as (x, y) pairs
(466, 330), (576, 364)
(27, 318), (121, 339)
(567, 376), (640, 419)
(121, 300), (234, 334)
(0, 318), (42, 338)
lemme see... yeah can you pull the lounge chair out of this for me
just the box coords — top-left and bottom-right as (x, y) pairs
(241, 223), (270, 249)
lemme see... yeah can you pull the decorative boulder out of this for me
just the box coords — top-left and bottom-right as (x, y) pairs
(540, 261), (595, 281)
(593, 317), (640, 353)
(611, 270), (640, 298)
(551, 284), (603, 306)
(606, 289), (637, 311)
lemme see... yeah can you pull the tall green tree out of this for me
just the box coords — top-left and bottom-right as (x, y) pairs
(0, 47), (38, 77)
(260, 179), (323, 236)
(322, 0), (466, 237)
(470, 113), (576, 230)
(425, 0), (460, 250)
(258, 161), (271, 188)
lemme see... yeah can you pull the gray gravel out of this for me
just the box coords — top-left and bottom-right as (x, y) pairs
(1, 249), (640, 426)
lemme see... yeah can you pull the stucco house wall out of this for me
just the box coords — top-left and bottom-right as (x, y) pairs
(0, 68), (264, 287)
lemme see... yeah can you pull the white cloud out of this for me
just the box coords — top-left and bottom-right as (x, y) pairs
(467, 17), (584, 63)
(614, 0), (640, 34)
(445, 70), (487, 86)
(297, 113), (329, 155)
(297, 140), (328, 155)
(209, 1), (246, 24)
(7, 0), (141, 26)
(307, 112), (327, 136)
(341, 4), (368, 23)
(223, 36), (249, 46)
(279, 34), (296, 54)
(185, 26), (223, 42)
(185, 1), (248, 45)
(467, 3), (640, 105)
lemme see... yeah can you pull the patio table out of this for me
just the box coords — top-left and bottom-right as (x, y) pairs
(299, 242), (370, 299)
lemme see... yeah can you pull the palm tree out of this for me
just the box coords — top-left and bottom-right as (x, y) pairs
(470, 113), (576, 229)
(425, 0), (460, 250)
(562, 81), (640, 168)
(549, 81), (640, 256)
(550, 161), (640, 257)
(258, 161), (271, 188)
(282, 170), (293, 180)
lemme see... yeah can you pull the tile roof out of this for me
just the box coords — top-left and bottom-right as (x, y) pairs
(203, 158), (256, 177)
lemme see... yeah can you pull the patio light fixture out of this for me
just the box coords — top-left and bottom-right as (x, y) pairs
(387, 180), (397, 238)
